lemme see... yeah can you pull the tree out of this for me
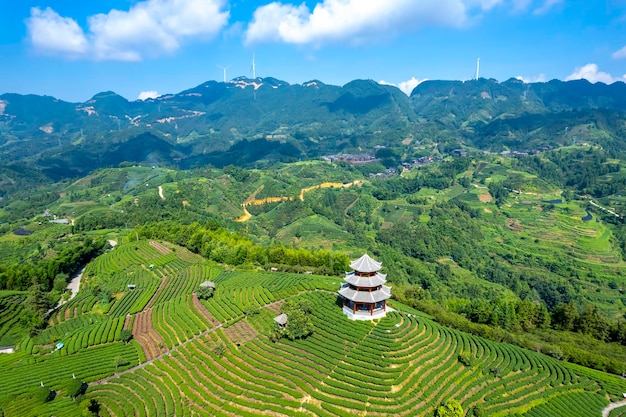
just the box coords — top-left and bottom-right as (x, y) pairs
(278, 299), (315, 341)
(53, 273), (69, 293)
(34, 386), (54, 403)
(435, 399), (464, 417)
(66, 378), (87, 399)
(196, 285), (214, 300)
(27, 282), (51, 317)
(284, 309), (314, 340)
(80, 399), (100, 417)
(120, 329), (133, 344)
(113, 356), (128, 371)
(488, 181), (509, 206)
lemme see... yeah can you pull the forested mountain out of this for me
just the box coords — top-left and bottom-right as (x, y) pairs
(410, 78), (626, 152)
(2, 77), (626, 179)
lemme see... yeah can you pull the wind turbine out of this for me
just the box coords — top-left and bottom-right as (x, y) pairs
(475, 58), (480, 81)
(216, 64), (231, 83)
(251, 54), (256, 79)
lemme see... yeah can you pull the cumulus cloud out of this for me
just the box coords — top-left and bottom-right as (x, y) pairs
(515, 73), (546, 83)
(565, 64), (626, 84)
(26, 0), (229, 61)
(245, 0), (485, 45)
(138, 91), (160, 100)
(26, 7), (88, 56)
(379, 77), (427, 95)
(612, 46), (626, 60)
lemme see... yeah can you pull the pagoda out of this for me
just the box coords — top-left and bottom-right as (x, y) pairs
(338, 254), (391, 320)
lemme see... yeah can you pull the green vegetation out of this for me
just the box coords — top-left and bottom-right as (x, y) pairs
(0, 234), (624, 415)
(3, 85), (626, 416)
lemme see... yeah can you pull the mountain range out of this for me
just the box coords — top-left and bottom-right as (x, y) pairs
(1, 77), (626, 179)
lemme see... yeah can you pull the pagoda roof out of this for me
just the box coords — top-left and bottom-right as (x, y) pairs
(345, 272), (387, 287)
(338, 284), (391, 303)
(349, 254), (382, 273)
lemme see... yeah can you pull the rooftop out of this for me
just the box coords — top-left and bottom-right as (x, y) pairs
(349, 254), (382, 273)
(344, 272), (387, 287)
(274, 313), (288, 326)
(338, 284), (391, 303)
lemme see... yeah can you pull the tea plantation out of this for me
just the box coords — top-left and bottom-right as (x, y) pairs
(1, 239), (626, 416)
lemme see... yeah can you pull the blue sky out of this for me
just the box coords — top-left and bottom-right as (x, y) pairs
(0, 0), (624, 102)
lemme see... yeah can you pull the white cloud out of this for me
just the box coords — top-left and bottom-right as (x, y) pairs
(533, 0), (562, 15)
(245, 0), (486, 45)
(138, 91), (160, 100)
(379, 77), (427, 95)
(612, 46), (626, 60)
(26, 7), (88, 56)
(26, 0), (229, 61)
(565, 63), (626, 84)
(510, 0), (532, 12)
(515, 73), (546, 83)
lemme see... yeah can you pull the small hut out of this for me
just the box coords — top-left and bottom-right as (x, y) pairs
(200, 281), (216, 289)
(274, 313), (288, 327)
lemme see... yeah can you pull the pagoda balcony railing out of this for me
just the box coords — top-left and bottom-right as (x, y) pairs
(342, 306), (387, 320)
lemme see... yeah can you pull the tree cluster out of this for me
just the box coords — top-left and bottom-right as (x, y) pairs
(135, 221), (349, 275)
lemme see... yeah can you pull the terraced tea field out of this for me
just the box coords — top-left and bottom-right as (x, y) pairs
(87, 289), (625, 417)
(3, 239), (626, 416)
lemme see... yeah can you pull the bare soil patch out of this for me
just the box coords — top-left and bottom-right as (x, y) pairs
(223, 319), (259, 345)
(506, 218), (522, 231)
(132, 308), (166, 361)
(192, 294), (220, 327)
(266, 300), (284, 314)
(479, 192), (493, 203)
(149, 241), (171, 255)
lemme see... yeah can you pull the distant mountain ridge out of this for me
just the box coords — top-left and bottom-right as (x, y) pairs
(1, 77), (625, 178)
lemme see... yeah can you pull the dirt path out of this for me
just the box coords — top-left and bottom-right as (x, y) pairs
(65, 266), (84, 301)
(49, 264), (86, 315)
(236, 206), (252, 222)
(236, 180), (363, 222)
(158, 185), (165, 200)
(603, 399), (626, 417)
(299, 180), (363, 202)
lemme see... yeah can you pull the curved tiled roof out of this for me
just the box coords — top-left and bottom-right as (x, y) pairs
(338, 284), (391, 303)
(349, 254), (382, 273)
(344, 272), (387, 287)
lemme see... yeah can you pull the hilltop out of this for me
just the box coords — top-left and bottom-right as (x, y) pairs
(1, 77), (626, 178)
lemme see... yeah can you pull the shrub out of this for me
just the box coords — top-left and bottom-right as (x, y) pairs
(471, 405), (486, 417)
(34, 386), (55, 403)
(458, 353), (474, 367)
(66, 378), (87, 399)
(120, 329), (133, 343)
(435, 399), (464, 417)
(80, 399), (100, 417)
(243, 305), (260, 316)
(212, 341), (226, 357)
(196, 286), (214, 300)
